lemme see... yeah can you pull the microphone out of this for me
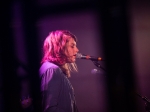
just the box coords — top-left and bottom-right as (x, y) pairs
(76, 53), (103, 61)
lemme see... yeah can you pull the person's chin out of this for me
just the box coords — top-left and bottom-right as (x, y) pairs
(72, 59), (76, 62)
(68, 59), (75, 63)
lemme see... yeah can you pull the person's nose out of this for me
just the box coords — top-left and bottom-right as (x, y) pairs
(76, 47), (79, 52)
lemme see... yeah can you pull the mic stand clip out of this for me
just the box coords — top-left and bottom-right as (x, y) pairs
(92, 60), (106, 72)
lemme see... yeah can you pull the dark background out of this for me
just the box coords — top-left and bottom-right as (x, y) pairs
(0, 0), (150, 112)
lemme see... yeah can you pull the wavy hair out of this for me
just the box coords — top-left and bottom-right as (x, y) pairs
(41, 30), (78, 77)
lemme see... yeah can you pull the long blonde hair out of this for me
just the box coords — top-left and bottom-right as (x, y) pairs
(41, 30), (78, 77)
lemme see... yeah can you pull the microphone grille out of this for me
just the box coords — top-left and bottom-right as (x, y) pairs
(76, 53), (82, 59)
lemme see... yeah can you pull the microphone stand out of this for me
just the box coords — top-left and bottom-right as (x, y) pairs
(91, 59), (150, 112)
(92, 60), (150, 112)
(136, 93), (150, 112)
(92, 60), (106, 72)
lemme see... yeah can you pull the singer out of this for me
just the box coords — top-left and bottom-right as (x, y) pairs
(39, 30), (79, 112)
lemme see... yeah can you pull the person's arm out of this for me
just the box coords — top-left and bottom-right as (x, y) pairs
(41, 67), (65, 112)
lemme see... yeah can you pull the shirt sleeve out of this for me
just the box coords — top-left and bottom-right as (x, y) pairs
(41, 67), (63, 112)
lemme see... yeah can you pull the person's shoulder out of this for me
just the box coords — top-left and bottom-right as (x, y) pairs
(39, 61), (60, 75)
(42, 61), (58, 68)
